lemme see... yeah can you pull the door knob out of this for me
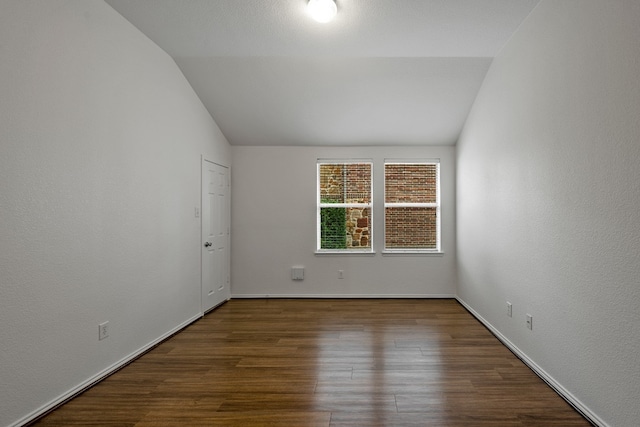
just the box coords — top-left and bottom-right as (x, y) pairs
(204, 242), (212, 247)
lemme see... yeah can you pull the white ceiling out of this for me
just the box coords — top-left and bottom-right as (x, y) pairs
(104, 0), (540, 146)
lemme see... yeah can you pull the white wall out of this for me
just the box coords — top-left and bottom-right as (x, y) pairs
(456, 1), (640, 426)
(0, 2), (230, 426)
(231, 146), (456, 297)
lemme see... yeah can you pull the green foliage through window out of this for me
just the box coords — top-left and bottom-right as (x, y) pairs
(320, 207), (346, 249)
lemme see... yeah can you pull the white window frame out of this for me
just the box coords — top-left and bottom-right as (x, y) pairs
(383, 159), (442, 254)
(316, 159), (375, 254)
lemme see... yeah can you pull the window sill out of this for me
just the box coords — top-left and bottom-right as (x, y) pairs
(381, 250), (444, 257)
(315, 250), (376, 256)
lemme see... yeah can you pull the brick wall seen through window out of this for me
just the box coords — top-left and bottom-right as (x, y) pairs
(384, 163), (439, 250)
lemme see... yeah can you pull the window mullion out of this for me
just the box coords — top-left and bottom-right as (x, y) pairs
(384, 202), (438, 208)
(320, 203), (371, 208)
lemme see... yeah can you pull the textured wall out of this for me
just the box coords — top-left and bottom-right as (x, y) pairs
(231, 146), (456, 298)
(0, 1), (230, 426)
(457, 1), (640, 426)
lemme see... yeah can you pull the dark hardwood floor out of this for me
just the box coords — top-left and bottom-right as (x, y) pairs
(31, 299), (591, 426)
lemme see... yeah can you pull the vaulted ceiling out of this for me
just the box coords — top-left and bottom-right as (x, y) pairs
(104, 0), (540, 146)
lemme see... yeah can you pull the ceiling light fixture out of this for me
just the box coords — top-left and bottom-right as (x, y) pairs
(307, 0), (337, 23)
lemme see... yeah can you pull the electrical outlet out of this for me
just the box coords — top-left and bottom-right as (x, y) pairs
(338, 270), (344, 279)
(507, 301), (512, 317)
(99, 321), (109, 340)
(526, 314), (533, 330)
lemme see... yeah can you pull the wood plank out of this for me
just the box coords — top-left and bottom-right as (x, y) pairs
(30, 299), (591, 427)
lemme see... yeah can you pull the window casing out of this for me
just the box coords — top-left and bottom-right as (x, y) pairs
(317, 160), (373, 252)
(384, 161), (440, 252)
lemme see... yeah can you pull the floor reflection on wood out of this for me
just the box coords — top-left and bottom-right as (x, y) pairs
(31, 299), (591, 426)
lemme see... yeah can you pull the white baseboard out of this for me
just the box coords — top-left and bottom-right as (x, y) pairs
(455, 297), (605, 427)
(11, 313), (202, 427)
(231, 293), (456, 299)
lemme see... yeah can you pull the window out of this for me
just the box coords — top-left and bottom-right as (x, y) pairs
(384, 161), (440, 252)
(317, 161), (372, 252)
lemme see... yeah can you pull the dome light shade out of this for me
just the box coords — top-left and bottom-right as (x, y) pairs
(307, 0), (337, 23)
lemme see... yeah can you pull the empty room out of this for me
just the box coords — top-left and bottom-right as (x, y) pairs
(1, 1), (639, 426)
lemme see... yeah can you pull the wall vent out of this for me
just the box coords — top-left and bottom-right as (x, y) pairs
(291, 267), (305, 281)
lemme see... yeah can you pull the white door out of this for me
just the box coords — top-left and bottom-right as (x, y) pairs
(202, 159), (230, 313)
